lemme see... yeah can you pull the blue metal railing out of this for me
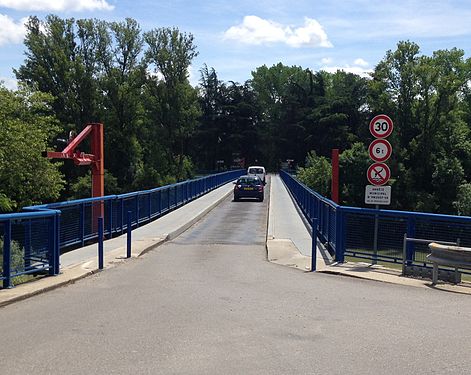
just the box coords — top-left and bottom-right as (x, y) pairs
(280, 170), (344, 261)
(1, 169), (244, 288)
(0, 210), (60, 288)
(280, 170), (471, 271)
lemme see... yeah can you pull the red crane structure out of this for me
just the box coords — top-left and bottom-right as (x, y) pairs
(46, 122), (104, 220)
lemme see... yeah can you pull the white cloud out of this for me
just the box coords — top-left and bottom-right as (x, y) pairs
(0, 14), (27, 46)
(321, 57), (332, 64)
(0, 76), (18, 90)
(322, 65), (373, 78)
(146, 66), (198, 87)
(0, 0), (114, 11)
(320, 57), (372, 78)
(354, 58), (368, 67)
(224, 16), (332, 48)
(188, 65), (199, 87)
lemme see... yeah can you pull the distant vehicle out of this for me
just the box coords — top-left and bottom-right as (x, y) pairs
(233, 175), (264, 202)
(247, 166), (266, 185)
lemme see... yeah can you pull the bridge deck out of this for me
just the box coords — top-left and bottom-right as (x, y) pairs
(1, 175), (470, 307)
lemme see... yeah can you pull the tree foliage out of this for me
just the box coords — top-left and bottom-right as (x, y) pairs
(0, 86), (64, 211)
(296, 151), (331, 197)
(5, 15), (471, 216)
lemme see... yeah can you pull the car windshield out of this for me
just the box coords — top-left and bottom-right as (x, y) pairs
(238, 177), (261, 185)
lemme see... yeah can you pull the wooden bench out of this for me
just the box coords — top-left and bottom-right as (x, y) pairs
(427, 243), (471, 284)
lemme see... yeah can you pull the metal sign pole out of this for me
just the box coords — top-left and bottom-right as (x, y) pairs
(367, 114), (393, 266)
(373, 204), (379, 265)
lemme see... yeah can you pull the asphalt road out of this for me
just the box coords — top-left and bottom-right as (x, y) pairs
(1, 188), (471, 374)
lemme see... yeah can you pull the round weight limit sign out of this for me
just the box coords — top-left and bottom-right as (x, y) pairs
(367, 163), (391, 186)
(368, 139), (392, 162)
(369, 114), (393, 138)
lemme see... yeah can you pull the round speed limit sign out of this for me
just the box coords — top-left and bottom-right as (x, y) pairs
(369, 114), (393, 138)
(368, 139), (392, 162)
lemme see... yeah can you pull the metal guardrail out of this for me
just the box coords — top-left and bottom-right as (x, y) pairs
(280, 170), (343, 261)
(0, 210), (60, 288)
(427, 242), (471, 284)
(280, 170), (471, 274)
(402, 236), (459, 276)
(1, 169), (244, 288)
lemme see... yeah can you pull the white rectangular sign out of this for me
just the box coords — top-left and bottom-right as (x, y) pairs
(365, 185), (391, 205)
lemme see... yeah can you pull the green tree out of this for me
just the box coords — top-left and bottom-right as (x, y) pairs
(144, 27), (200, 179)
(15, 16), (110, 196)
(194, 65), (224, 170)
(453, 184), (471, 215)
(0, 87), (64, 210)
(16, 15), (106, 129)
(339, 143), (370, 207)
(296, 151), (331, 196)
(369, 41), (471, 213)
(69, 169), (120, 200)
(251, 63), (310, 169)
(99, 18), (147, 189)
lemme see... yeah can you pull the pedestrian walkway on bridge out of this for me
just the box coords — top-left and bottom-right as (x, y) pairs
(1, 174), (470, 306)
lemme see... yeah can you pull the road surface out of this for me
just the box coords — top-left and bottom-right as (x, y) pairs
(1, 187), (471, 374)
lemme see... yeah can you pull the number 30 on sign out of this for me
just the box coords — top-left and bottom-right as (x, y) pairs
(369, 114), (393, 138)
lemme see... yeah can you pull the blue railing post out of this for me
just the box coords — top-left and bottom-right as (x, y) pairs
(406, 217), (416, 266)
(48, 215), (56, 276)
(79, 203), (85, 247)
(148, 193), (152, 220)
(326, 206), (331, 248)
(98, 217), (104, 270)
(120, 198), (124, 234)
(55, 212), (60, 275)
(174, 185), (177, 208)
(335, 208), (345, 263)
(24, 219), (31, 270)
(107, 199), (113, 238)
(3, 220), (12, 288)
(136, 195), (140, 227)
(311, 218), (318, 272)
(127, 211), (132, 258)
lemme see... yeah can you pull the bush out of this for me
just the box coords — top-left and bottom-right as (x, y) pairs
(453, 184), (471, 215)
(296, 151), (331, 196)
(0, 237), (25, 274)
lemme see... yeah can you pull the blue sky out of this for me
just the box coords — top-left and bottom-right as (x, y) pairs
(1, 0), (471, 89)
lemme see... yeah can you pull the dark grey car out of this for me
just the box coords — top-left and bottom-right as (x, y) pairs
(233, 175), (264, 202)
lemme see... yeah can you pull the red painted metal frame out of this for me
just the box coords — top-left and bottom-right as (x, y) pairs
(46, 123), (104, 219)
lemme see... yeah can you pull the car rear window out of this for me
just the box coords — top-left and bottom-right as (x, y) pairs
(238, 177), (261, 184)
(248, 168), (264, 174)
